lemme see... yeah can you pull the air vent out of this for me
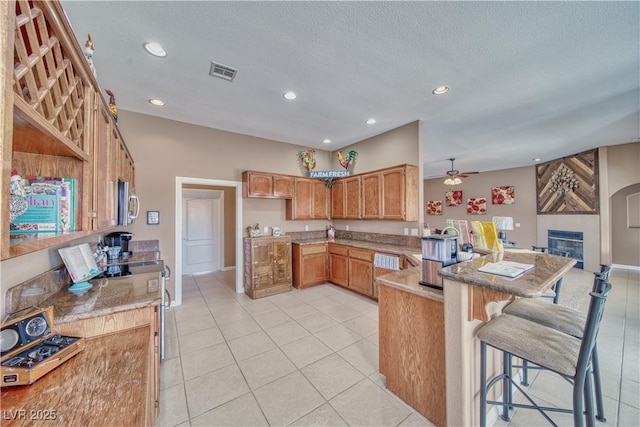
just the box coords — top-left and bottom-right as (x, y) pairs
(209, 62), (237, 81)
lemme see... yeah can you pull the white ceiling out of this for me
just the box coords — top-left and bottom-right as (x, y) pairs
(61, 1), (639, 177)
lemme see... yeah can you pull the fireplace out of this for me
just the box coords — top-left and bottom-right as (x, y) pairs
(548, 230), (584, 269)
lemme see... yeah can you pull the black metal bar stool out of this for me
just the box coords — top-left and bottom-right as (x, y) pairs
(502, 265), (612, 421)
(477, 280), (612, 427)
(531, 246), (572, 304)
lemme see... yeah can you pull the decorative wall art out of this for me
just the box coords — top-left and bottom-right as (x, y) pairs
(299, 149), (317, 172)
(467, 197), (487, 215)
(426, 200), (443, 215)
(337, 150), (358, 170)
(491, 186), (515, 205)
(445, 190), (463, 207)
(536, 149), (599, 214)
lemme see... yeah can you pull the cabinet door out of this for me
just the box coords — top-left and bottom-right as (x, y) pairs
(344, 176), (362, 219)
(93, 103), (117, 230)
(361, 172), (381, 219)
(246, 172), (274, 197)
(331, 180), (345, 219)
(273, 175), (294, 198)
(292, 178), (313, 219)
(302, 252), (329, 286)
(272, 239), (292, 284)
(348, 258), (373, 296)
(329, 253), (349, 287)
(381, 167), (405, 220)
(312, 180), (330, 219)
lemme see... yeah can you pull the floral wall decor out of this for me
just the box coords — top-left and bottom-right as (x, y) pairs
(467, 197), (487, 215)
(536, 149), (599, 214)
(426, 200), (443, 215)
(491, 186), (515, 205)
(445, 190), (463, 207)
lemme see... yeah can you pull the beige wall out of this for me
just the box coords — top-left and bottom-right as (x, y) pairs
(331, 121), (423, 234)
(424, 165), (537, 248)
(611, 184), (640, 266)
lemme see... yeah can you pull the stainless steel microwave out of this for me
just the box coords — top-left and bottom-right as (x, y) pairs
(117, 181), (139, 225)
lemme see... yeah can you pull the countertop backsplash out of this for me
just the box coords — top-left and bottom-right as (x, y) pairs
(287, 230), (421, 248)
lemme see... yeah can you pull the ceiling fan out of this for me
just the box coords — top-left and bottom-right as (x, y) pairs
(442, 158), (478, 185)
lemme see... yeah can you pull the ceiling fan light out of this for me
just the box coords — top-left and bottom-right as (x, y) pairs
(444, 177), (462, 185)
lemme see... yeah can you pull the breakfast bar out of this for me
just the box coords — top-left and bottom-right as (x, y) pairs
(375, 250), (576, 427)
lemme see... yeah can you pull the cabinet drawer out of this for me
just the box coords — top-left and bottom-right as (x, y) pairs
(302, 244), (327, 255)
(349, 248), (373, 262)
(329, 244), (349, 256)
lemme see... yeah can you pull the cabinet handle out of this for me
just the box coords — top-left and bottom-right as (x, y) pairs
(254, 261), (258, 265)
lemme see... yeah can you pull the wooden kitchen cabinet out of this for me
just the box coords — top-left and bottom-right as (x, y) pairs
(242, 171), (294, 198)
(347, 248), (374, 296)
(92, 101), (117, 230)
(329, 244), (349, 287)
(285, 177), (330, 220)
(244, 236), (292, 299)
(1, 0), (134, 259)
(361, 172), (381, 219)
(344, 176), (362, 218)
(331, 179), (346, 219)
(292, 242), (328, 288)
(381, 164), (418, 221)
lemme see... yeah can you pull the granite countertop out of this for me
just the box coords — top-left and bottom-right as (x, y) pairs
(38, 260), (164, 324)
(291, 238), (422, 266)
(438, 250), (576, 297)
(375, 267), (444, 302)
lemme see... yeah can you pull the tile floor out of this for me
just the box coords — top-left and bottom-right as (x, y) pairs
(156, 267), (639, 427)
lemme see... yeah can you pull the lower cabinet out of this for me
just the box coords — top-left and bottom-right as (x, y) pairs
(244, 236), (292, 299)
(292, 243), (328, 288)
(329, 244), (349, 287)
(348, 249), (374, 296)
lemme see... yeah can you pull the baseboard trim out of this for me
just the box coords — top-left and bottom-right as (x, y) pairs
(221, 266), (236, 271)
(612, 264), (640, 271)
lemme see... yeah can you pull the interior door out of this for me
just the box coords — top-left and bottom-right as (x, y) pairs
(183, 197), (220, 274)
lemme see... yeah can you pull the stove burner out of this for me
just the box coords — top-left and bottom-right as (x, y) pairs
(1, 335), (80, 368)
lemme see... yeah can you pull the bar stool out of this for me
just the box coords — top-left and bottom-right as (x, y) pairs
(503, 265), (612, 421)
(477, 280), (612, 427)
(531, 246), (571, 304)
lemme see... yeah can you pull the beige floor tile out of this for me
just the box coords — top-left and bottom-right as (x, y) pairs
(314, 323), (363, 351)
(181, 342), (235, 380)
(301, 353), (365, 399)
(398, 412), (436, 426)
(218, 317), (261, 340)
(190, 392), (269, 426)
(280, 334), (334, 369)
(179, 326), (225, 355)
(295, 311), (338, 333)
(253, 371), (325, 426)
(289, 402), (348, 426)
(238, 348), (297, 390)
(173, 304), (211, 322)
(321, 304), (362, 323)
(253, 309), (292, 329)
(618, 402), (640, 426)
(156, 382), (189, 427)
(281, 302), (320, 319)
(307, 296), (343, 311)
(345, 297), (379, 315)
(160, 356), (183, 390)
(227, 330), (277, 361)
(342, 314), (379, 337)
(212, 304), (252, 325)
(266, 320), (311, 346)
(163, 332), (181, 360)
(175, 313), (216, 335)
(338, 339), (379, 376)
(330, 378), (411, 426)
(367, 332), (380, 346)
(295, 287), (332, 303)
(621, 378), (640, 409)
(241, 298), (279, 316)
(184, 364), (250, 418)
(267, 292), (303, 309)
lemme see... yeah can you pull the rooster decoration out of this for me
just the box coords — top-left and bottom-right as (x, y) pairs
(299, 149), (316, 172)
(337, 150), (357, 170)
(106, 89), (118, 122)
(84, 34), (96, 77)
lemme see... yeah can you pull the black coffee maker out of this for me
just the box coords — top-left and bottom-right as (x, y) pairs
(104, 232), (134, 258)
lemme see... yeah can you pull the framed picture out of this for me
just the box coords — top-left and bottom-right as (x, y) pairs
(445, 190), (463, 207)
(467, 198), (487, 215)
(491, 186), (515, 205)
(147, 210), (160, 225)
(426, 200), (442, 215)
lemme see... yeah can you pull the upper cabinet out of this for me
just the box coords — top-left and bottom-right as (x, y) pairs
(381, 165), (418, 221)
(242, 171), (294, 199)
(1, 0), (134, 259)
(285, 177), (330, 220)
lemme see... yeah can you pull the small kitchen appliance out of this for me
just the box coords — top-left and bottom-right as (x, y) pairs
(419, 235), (459, 290)
(1, 306), (85, 387)
(117, 180), (139, 226)
(105, 232), (134, 258)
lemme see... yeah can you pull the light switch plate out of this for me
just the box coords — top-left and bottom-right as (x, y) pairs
(404, 228), (409, 235)
(263, 226), (269, 234)
(304, 225), (309, 231)
(411, 228), (419, 236)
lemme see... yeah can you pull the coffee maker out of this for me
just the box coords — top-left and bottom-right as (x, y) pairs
(419, 235), (459, 290)
(104, 232), (134, 258)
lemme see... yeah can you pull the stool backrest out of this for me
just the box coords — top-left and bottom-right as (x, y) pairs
(575, 281), (612, 378)
(599, 264), (612, 281)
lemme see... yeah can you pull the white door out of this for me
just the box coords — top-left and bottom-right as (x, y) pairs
(182, 193), (221, 274)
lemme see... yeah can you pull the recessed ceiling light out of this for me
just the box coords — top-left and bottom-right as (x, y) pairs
(143, 42), (167, 57)
(149, 99), (165, 106)
(283, 91), (297, 100)
(366, 118), (376, 125)
(533, 157), (542, 162)
(432, 86), (449, 95)
(323, 139), (331, 144)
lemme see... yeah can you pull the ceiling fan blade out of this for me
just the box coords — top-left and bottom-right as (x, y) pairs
(457, 171), (479, 177)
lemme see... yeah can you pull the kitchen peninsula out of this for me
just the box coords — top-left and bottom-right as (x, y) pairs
(375, 250), (575, 427)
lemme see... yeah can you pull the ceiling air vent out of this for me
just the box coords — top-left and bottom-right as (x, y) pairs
(209, 62), (237, 81)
